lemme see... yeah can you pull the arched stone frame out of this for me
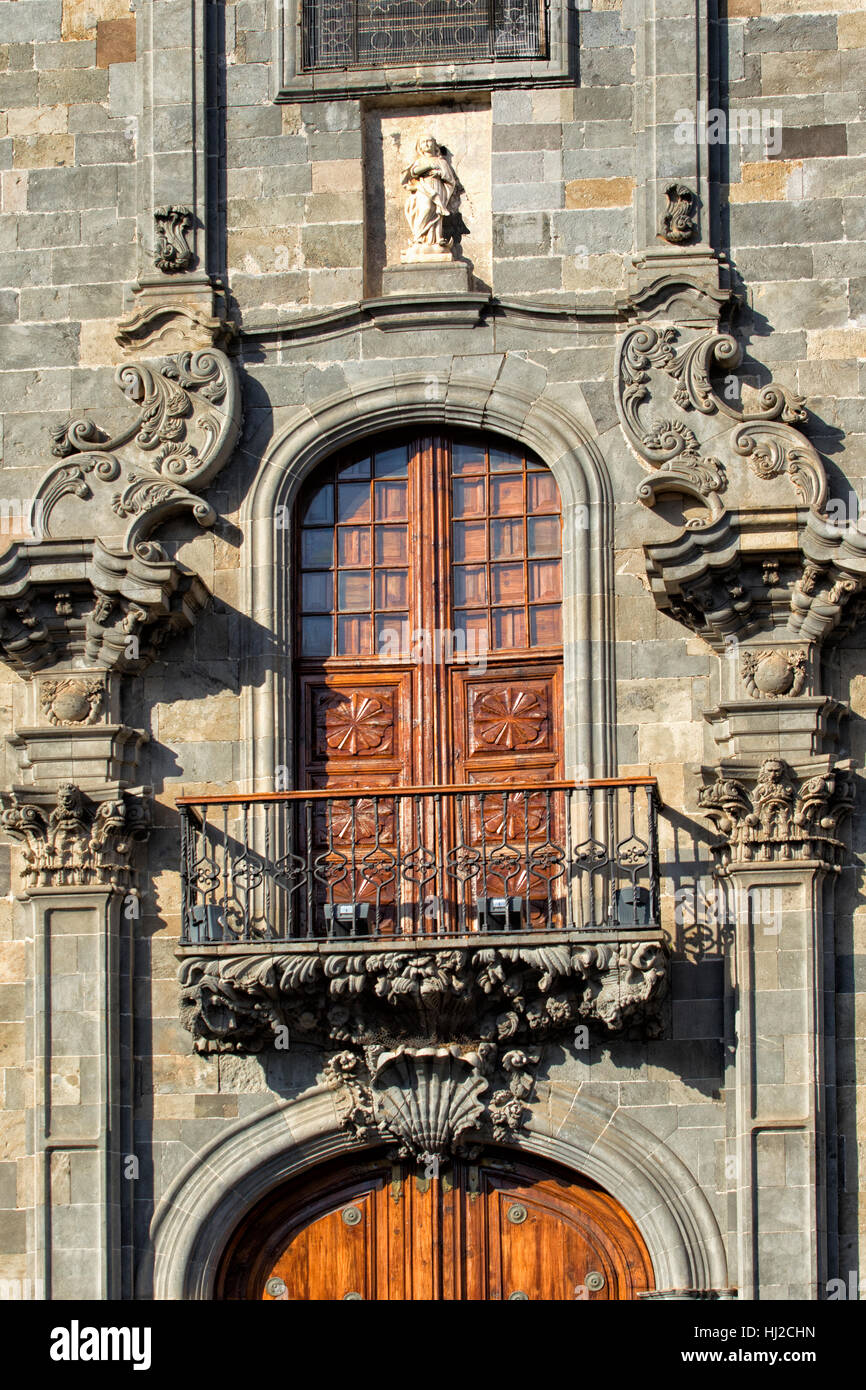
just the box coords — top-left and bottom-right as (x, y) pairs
(141, 1081), (729, 1299)
(239, 372), (617, 792)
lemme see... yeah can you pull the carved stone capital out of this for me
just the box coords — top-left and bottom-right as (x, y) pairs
(0, 782), (150, 894)
(0, 539), (210, 675)
(697, 757), (855, 872)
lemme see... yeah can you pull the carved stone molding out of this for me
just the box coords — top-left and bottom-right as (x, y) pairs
(698, 758), (854, 871)
(0, 782), (150, 893)
(740, 648), (807, 700)
(176, 935), (669, 1057)
(153, 206), (195, 275)
(41, 349), (239, 550)
(0, 539), (210, 675)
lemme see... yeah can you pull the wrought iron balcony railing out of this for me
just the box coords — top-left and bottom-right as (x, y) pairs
(178, 778), (660, 944)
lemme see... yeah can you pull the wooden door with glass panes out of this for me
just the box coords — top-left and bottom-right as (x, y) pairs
(296, 432), (564, 931)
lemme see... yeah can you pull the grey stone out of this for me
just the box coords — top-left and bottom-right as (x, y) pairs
(225, 62), (270, 107)
(493, 256), (562, 294)
(0, 321), (79, 368)
(745, 16), (838, 53)
(493, 212), (551, 259)
(34, 39), (96, 70)
(37, 66), (108, 105)
(728, 199), (844, 247)
(0, 1), (60, 44)
(0, 290), (18, 324)
(493, 124), (561, 153)
(300, 223), (362, 269)
(17, 212), (80, 250)
(27, 164), (118, 213)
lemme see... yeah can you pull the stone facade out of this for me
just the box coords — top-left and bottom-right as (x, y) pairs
(0, 0), (863, 1302)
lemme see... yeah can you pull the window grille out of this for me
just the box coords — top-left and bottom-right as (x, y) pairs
(301, 0), (546, 72)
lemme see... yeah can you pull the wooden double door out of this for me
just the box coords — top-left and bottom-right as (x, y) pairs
(295, 431), (565, 929)
(217, 1152), (654, 1301)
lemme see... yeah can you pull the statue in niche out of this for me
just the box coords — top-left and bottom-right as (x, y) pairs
(400, 134), (460, 262)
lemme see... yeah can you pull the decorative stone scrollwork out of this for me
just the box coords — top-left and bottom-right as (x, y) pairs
(698, 758), (854, 870)
(153, 206), (195, 274)
(40, 349), (240, 550)
(39, 675), (104, 726)
(0, 782), (149, 891)
(659, 184), (698, 245)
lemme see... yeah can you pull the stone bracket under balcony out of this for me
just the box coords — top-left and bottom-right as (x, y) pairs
(177, 931), (668, 1163)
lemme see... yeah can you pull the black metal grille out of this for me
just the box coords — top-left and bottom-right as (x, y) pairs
(301, 0), (545, 72)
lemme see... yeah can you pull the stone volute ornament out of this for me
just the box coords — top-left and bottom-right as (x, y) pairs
(0, 782), (149, 892)
(659, 184), (698, 245)
(401, 135), (460, 262)
(153, 206), (195, 274)
(698, 758), (854, 871)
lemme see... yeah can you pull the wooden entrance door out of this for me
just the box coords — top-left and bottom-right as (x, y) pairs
(295, 432), (564, 929)
(217, 1152), (654, 1301)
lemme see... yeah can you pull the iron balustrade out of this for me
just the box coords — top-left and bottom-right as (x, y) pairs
(178, 779), (659, 944)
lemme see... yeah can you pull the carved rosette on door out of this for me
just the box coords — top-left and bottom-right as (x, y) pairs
(294, 432), (564, 934)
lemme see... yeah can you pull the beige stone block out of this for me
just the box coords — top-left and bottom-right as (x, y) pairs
(0, 1110), (24, 1162)
(78, 319), (126, 368)
(727, 160), (802, 203)
(761, 0), (862, 10)
(807, 328), (866, 360)
(150, 1053), (217, 1094)
(726, 0), (760, 13)
(838, 12), (866, 46)
(16, 1155), (34, 1208)
(0, 943), (25, 986)
(61, 0), (129, 41)
(7, 106), (68, 138)
(638, 721), (704, 764)
(311, 160), (363, 194)
(562, 251), (626, 292)
(227, 227), (300, 276)
(0, 1025), (24, 1070)
(531, 89), (569, 123)
(617, 678), (693, 725)
(760, 51), (841, 95)
(13, 134), (74, 170)
(1, 172), (28, 213)
(565, 177), (635, 210)
(156, 689), (240, 743)
(282, 104), (303, 135)
(51, 1068), (81, 1108)
(799, 361), (861, 398)
(153, 1094), (196, 1120)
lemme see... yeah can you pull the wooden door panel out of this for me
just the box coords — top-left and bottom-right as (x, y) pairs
(300, 673), (413, 783)
(220, 1152), (653, 1301)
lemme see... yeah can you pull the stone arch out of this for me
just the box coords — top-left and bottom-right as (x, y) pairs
(240, 372), (617, 790)
(142, 1081), (729, 1299)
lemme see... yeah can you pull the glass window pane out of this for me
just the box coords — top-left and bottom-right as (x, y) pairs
(489, 445), (523, 473)
(375, 479), (408, 520)
(493, 607), (527, 649)
(491, 562), (525, 605)
(490, 518), (524, 559)
(338, 526), (371, 567)
(338, 615), (372, 656)
(451, 440), (486, 475)
(338, 457), (371, 479)
(453, 478), (486, 517)
(301, 529), (333, 568)
(529, 559), (562, 602)
(375, 525), (408, 564)
(490, 476), (524, 516)
(527, 472), (559, 514)
(302, 572), (333, 612)
(376, 613), (408, 656)
(453, 520), (486, 562)
(453, 565), (487, 607)
(375, 569), (408, 609)
(301, 616), (332, 657)
(338, 571), (371, 612)
(530, 605), (562, 646)
(528, 515), (560, 557)
(302, 483), (333, 525)
(337, 482), (371, 523)
(374, 445), (408, 477)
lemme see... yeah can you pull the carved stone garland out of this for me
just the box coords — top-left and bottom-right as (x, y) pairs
(178, 938), (668, 1161)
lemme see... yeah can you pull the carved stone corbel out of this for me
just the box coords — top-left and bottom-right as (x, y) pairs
(698, 758), (854, 872)
(0, 782), (150, 894)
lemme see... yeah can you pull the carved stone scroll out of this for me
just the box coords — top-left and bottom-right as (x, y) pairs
(153, 206), (195, 274)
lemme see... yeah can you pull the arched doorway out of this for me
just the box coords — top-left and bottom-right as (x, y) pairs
(216, 1150), (654, 1301)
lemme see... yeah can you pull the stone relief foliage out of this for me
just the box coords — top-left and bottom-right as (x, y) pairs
(0, 782), (149, 891)
(616, 322), (823, 524)
(698, 758), (854, 870)
(43, 350), (240, 550)
(659, 183), (697, 245)
(179, 938), (668, 1156)
(152, 206), (195, 274)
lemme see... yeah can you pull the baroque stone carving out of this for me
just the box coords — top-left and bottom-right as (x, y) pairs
(698, 758), (854, 869)
(40, 675), (104, 725)
(401, 135), (460, 263)
(153, 206), (195, 274)
(177, 937), (668, 1057)
(39, 349), (239, 550)
(740, 649), (807, 700)
(0, 782), (149, 891)
(659, 184), (697, 245)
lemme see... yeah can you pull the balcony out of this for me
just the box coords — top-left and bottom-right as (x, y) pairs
(176, 779), (669, 1059)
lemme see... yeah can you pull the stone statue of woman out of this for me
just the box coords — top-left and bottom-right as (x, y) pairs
(400, 134), (459, 261)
